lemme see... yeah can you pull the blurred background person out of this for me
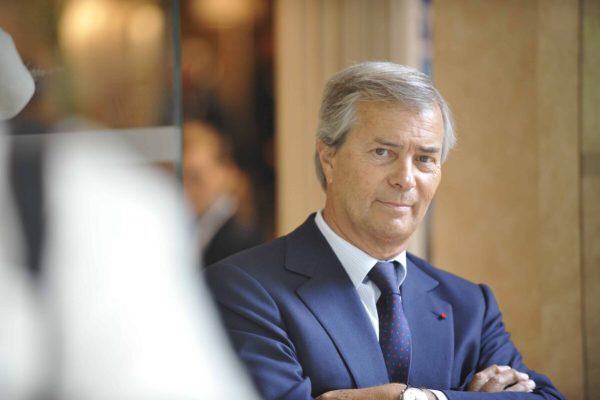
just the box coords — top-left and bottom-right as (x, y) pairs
(183, 119), (264, 267)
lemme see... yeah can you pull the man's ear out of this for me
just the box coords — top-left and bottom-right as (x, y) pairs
(316, 140), (336, 184)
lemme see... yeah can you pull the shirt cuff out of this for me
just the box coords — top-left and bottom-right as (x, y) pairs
(430, 389), (448, 400)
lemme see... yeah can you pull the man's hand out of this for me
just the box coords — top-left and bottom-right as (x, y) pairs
(467, 365), (536, 392)
(316, 365), (535, 400)
(317, 383), (406, 400)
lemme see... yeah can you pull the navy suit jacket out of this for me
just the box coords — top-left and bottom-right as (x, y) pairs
(205, 215), (564, 400)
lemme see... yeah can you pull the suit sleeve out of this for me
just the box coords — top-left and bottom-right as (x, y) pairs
(441, 284), (565, 400)
(205, 263), (314, 400)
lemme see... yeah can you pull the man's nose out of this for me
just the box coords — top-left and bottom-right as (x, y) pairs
(389, 158), (416, 190)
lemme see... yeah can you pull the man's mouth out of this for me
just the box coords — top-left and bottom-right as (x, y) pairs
(377, 200), (414, 210)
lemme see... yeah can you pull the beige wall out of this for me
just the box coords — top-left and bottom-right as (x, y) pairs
(582, 0), (600, 397)
(431, 1), (584, 398)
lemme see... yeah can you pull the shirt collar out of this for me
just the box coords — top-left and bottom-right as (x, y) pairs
(314, 210), (407, 289)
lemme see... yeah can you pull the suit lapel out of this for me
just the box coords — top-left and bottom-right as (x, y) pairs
(284, 217), (389, 388)
(402, 255), (454, 388)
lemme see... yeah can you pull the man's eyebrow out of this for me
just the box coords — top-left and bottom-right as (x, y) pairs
(419, 145), (441, 153)
(374, 137), (402, 147)
(373, 138), (441, 154)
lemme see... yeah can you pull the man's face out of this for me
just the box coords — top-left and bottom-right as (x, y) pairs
(318, 101), (444, 259)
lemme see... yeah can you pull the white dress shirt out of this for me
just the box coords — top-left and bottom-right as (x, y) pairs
(314, 211), (448, 400)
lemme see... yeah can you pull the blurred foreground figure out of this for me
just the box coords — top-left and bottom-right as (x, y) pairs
(183, 120), (263, 267)
(0, 27), (258, 400)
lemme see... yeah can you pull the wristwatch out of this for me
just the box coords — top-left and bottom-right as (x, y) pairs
(401, 387), (428, 400)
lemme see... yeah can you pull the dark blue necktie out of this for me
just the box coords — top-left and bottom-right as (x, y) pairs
(369, 261), (411, 383)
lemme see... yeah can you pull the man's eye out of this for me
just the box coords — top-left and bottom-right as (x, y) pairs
(417, 155), (435, 163)
(374, 148), (389, 157)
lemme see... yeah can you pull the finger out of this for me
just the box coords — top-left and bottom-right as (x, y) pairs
(467, 365), (511, 391)
(480, 370), (529, 392)
(316, 390), (341, 400)
(505, 380), (536, 393)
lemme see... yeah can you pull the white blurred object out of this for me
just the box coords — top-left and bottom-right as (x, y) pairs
(42, 133), (258, 399)
(0, 133), (259, 399)
(0, 133), (257, 400)
(0, 28), (35, 120)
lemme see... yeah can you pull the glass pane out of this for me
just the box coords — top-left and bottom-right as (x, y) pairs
(0, 0), (180, 165)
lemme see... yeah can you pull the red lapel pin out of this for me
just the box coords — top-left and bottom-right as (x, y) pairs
(438, 312), (447, 320)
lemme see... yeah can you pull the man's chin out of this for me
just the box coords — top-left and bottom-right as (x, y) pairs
(375, 224), (415, 246)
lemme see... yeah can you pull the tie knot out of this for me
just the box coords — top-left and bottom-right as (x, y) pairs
(368, 261), (399, 295)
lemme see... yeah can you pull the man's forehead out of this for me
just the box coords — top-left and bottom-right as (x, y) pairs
(353, 101), (443, 136)
(355, 100), (438, 117)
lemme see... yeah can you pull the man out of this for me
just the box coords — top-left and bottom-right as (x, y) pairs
(205, 62), (564, 400)
(183, 120), (264, 266)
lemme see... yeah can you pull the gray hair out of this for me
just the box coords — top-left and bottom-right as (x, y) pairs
(315, 61), (456, 189)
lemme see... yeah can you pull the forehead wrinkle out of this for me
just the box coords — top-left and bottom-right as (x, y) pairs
(374, 137), (403, 147)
